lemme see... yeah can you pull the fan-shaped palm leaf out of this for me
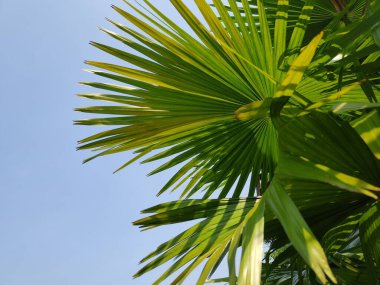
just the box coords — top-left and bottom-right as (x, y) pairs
(77, 0), (380, 283)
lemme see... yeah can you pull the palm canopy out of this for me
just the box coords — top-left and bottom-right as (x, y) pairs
(77, 0), (380, 284)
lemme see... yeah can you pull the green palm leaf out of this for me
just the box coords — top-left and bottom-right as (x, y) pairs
(133, 198), (264, 284)
(77, 0), (380, 283)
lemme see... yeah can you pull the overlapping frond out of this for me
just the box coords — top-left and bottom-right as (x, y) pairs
(133, 198), (264, 284)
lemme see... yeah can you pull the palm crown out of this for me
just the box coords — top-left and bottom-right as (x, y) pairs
(77, 0), (380, 284)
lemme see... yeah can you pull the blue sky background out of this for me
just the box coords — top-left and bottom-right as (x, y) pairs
(0, 1), (225, 284)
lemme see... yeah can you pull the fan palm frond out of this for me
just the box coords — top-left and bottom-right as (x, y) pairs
(77, 0), (380, 283)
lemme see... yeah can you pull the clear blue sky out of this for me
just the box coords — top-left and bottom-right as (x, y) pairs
(0, 1), (224, 284)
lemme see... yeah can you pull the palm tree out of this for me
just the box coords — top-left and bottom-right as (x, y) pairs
(76, 0), (380, 284)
